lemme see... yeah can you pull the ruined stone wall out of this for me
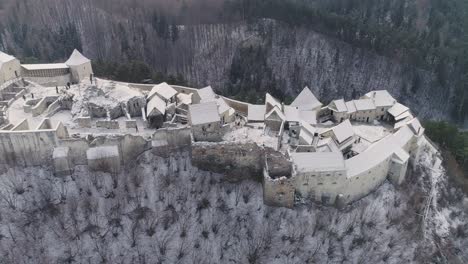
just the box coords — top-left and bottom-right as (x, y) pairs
(152, 127), (192, 157)
(31, 96), (59, 117)
(0, 130), (60, 166)
(263, 172), (295, 208)
(24, 74), (71, 86)
(192, 123), (227, 142)
(60, 134), (151, 166)
(96, 120), (120, 129)
(191, 142), (265, 182)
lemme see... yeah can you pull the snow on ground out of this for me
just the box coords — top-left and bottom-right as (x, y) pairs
(223, 126), (278, 150)
(352, 122), (392, 143)
(1, 145), (465, 263)
(351, 137), (372, 154)
(5, 79), (156, 136)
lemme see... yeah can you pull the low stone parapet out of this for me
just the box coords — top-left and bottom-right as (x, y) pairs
(76, 116), (92, 128)
(96, 120), (120, 129)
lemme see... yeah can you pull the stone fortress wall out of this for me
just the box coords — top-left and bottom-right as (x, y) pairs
(0, 50), (435, 209)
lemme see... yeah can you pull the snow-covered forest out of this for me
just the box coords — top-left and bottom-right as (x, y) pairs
(0, 147), (466, 263)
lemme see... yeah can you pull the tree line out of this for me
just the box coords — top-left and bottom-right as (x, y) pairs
(424, 121), (468, 175)
(92, 59), (187, 86)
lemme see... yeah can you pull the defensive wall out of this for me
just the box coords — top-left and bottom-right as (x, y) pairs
(0, 124), (191, 169)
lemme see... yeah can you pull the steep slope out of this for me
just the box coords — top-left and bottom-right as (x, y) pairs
(0, 142), (466, 263)
(0, 0), (463, 120)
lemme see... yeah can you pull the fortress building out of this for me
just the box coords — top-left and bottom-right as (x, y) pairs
(0, 49), (93, 87)
(0, 49), (434, 209)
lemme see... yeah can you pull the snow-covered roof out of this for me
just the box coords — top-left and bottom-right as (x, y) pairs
(291, 152), (346, 173)
(364, 90), (396, 107)
(214, 97), (231, 115)
(87, 146), (119, 160)
(299, 110), (317, 125)
(65, 49), (91, 66)
(0, 51), (16, 64)
(388, 103), (409, 117)
(177, 93), (192, 105)
(408, 118), (424, 136)
(316, 138), (341, 153)
(248, 104), (266, 122)
(346, 125), (414, 178)
(301, 121), (316, 136)
(353, 99), (375, 111)
(148, 82), (178, 101)
(290, 86), (322, 110)
(395, 111), (413, 121)
(189, 102), (220, 126)
(345, 101), (357, 114)
(299, 132), (314, 145)
(147, 95), (166, 116)
(22, 63), (69, 71)
(284, 106), (300, 123)
(265, 106), (286, 121)
(299, 121), (317, 144)
(330, 119), (354, 143)
(330, 99), (347, 112)
(198, 86), (217, 101)
(394, 117), (413, 129)
(265, 93), (282, 109)
(0, 51), (17, 70)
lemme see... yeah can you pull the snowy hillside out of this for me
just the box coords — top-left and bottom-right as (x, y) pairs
(0, 144), (466, 263)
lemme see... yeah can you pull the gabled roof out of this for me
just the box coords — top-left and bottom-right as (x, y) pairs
(265, 105), (286, 121)
(148, 82), (178, 101)
(147, 95), (166, 116)
(300, 121), (316, 137)
(0, 51), (16, 64)
(364, 90), (396, 107)
(388, 103), (409, 117)
(332, 119), (354, 143)
(299, 110), (317, 125)
(215, 98), (231, 115)
(248, 104), (266, 122)
(0, 51), (17, 70)
(65, 49), (91, 66)
(284, 105), (300, 122)
(265, 93), (282, 109)
(299, 119), (316, 145)
(330, 99), (347, 112)
(353, 99), (375, 111)
(290, 86), (322, 110)
(189, 102), (220, 126)
(345, 101), (357, 114)
(316, 138), (341, 153)
(198, 86), (217, 101)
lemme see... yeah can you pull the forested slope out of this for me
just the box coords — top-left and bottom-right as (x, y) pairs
(0, 0), (466, 122)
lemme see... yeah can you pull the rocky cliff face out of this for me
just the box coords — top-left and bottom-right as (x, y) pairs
(0, 0), (451, 120)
